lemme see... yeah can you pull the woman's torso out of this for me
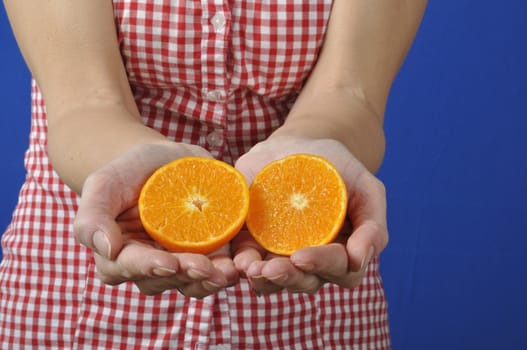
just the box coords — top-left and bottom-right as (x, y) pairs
(0, 1), (390, 348)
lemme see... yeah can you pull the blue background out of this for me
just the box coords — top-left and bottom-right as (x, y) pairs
(1, 2), (526, 349)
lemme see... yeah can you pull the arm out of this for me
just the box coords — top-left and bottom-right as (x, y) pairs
(4, 0), (232, 297)
(3, 0), (168, 194)
(273, 0), (428, 172)
(234, 0), (427, 294)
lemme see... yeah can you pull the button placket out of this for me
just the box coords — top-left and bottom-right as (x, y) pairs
(200, 2), (231, 131)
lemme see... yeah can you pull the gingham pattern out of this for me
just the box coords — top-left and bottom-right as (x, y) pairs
(0, 1), (390, 348)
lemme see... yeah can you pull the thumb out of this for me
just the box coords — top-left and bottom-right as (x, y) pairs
(74, 171), (126, 260)
(234, 153), (260, 185)
(345, 172), (389, 272)
(346, 221), (386, 272)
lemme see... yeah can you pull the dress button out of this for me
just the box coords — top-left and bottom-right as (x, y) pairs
(205, 89), (226, 102)
(211, 12), (226, 33)
(206, 130), (224, 147)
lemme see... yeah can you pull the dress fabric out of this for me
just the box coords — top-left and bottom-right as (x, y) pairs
(0, 1), (390, 349)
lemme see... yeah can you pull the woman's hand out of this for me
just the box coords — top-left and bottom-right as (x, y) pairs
(74, 142), (239, 298)
(232, 136), (388, 295)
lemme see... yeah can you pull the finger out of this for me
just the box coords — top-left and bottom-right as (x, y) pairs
(135, 275), (225, 298)
(134, 264), (230, 298)
(134, 276), (187, 296)
(174, 279), (223, 299)
(176, 261), (231, 298)
(94, 249), (179, 286)
(293, 244), (373, 290)
(231, 231), (265, 277)
(259, 258), (322, 294)
(290, 243), (349, 279)
(94, 242), (216, 285)
(246, 260), (283, 295)
(247, 257), (323, 295)
(210, 254), (239, 287)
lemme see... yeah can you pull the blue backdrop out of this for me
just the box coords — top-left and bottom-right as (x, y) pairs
(1, 2), (526, 349)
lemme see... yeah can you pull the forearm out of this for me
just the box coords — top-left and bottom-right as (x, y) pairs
(274, 0), (427, 173)
(47, 104), (168, 194)
(4, 0), (167, 193)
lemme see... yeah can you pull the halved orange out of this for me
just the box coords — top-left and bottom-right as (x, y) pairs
(138, 157), (249, 254)
(246, 154), (348, 256)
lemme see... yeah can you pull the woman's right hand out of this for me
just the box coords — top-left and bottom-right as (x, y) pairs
(73, 142), (239, 298)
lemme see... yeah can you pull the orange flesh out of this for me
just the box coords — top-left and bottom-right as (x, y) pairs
(246, 154), (348, 256)
(139, 157), (249, 254)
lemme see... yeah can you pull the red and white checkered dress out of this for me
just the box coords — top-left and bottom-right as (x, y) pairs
(0, 1), (390, 348)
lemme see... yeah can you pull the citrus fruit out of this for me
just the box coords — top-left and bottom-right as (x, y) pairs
(246, 154), (348, 256)
(138, 157), (249, 254)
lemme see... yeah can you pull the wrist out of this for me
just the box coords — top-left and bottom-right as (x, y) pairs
(47, 106), (168, 193)
(271, 95), (385, 173)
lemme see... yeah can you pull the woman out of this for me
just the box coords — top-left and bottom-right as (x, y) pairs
(0, 0), (426, 348)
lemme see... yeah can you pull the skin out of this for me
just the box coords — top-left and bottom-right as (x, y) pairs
(4, 0), (427, 297)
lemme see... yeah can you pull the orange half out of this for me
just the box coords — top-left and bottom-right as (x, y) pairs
(138, 157), (249, 254)
(246, 154), (348, 256)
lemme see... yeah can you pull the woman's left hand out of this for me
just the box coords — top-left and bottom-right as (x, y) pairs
(232, 136), (389, 295)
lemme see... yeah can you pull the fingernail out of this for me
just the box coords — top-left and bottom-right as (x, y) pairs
(267, 273), (288, 283)
(188, 268), (211, 280)
(294, 263), (315, 272)
(153, 267), (177, 277)
(93, 230), (111, 259)
(360, 246), (376, 272)
(248, 278), (263, 297)
(202, 280), (223, 291)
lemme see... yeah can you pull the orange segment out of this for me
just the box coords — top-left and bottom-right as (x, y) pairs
(246, 154), (348, 256)
(138, 157), (249, 254)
